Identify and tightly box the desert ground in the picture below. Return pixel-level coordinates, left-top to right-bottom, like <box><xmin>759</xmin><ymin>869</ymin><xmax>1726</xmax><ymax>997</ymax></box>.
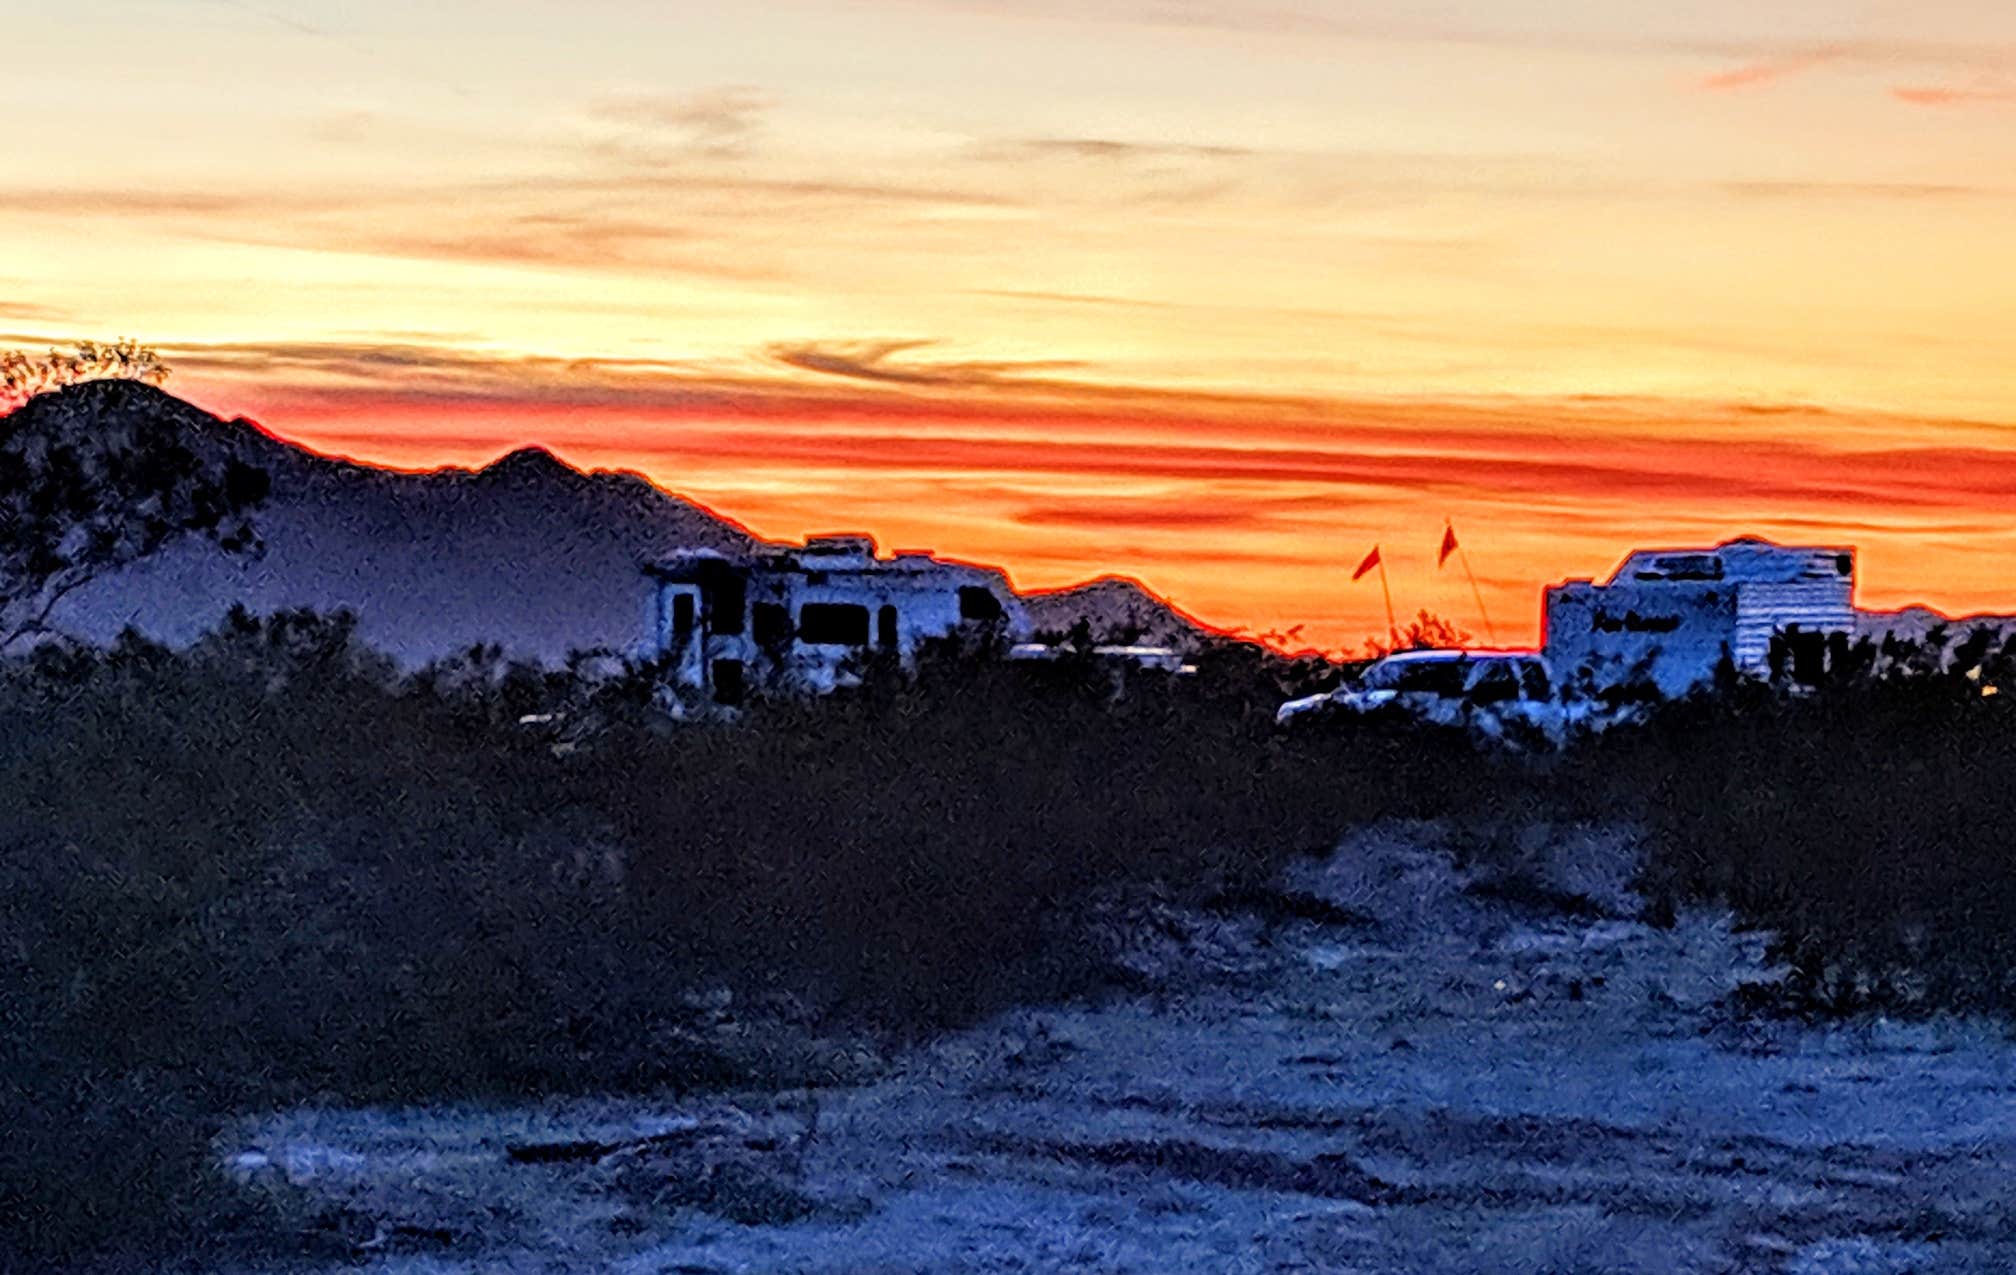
<box><xmin>212</xmin><ymin>824</ymin><xmax>2016</xmax><ymax>1274</ymax></box>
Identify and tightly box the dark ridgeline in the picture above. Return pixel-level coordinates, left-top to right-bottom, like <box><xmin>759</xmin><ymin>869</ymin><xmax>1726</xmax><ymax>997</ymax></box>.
<box><xmin>11</xmin><ymin>383</ymin><xmax>1218</xmax><ymax>667</ymax></box>
<box><xmin>1022</xmin><ymin>574</ymin><xmax>1222</xmax><ymax>650</ymax></box>
<box><xmin>18</xmin><ymin>381</ymin><xmax>754</xmax><ymax>666</ymax></box>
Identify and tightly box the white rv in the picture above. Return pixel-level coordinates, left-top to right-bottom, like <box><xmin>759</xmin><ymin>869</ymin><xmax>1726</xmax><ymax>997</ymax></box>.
<box><xmin>1543</xmin><ymin>536</ymin><xmax>1855</xmax><ymax>697</ymax></box>
<box><xmin>643</xmin><ymin>535</ymin><xmax>1029</xmax><ymax>704</ymax></box>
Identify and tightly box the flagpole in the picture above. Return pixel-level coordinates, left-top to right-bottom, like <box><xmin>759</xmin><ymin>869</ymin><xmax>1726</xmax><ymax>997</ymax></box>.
<box><xmin>1456</xmin><ymin>545</ymin><xmax>1498</xmax><ymax>645</ymax></box>
<box><xmin>1377</xmin><ymin>553</ymin><xmax>1398</xmax><ymax>647</ymax></box>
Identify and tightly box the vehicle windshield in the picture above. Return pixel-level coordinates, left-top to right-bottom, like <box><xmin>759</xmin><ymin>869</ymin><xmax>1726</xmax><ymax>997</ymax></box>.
<box><xmin>1463</xmin><ymin>658</ymin><xmax>1551</xmax><ymax>702</ymax></box>
<box><xmin>1467</xmin><ymin>661</ymin><xmax>1521</xmax><ymax>703</ymax></box>
<box><xmin>1362</xmin><ymin>655</ymin><xmax>1553</xmax><ymax>702</ymax></box>
<box><xmin>1365</xmin><ymin>659</ymin><xmax>1469</xmax><ymax>697</ymax></box>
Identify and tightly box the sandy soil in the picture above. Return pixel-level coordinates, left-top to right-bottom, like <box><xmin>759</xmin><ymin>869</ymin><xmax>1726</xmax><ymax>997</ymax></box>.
<box><xmin>213</xmin><ymin>823</ymin><xmax>2016</xmax><ymax>1273</ymax></box>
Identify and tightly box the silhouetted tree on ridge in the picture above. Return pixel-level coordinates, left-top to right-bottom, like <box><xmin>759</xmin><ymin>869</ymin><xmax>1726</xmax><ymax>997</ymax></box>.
<box><xmin>0</xmin><ymin>349</ymin><xmax>270</xmax><ymax>650</ymax></box>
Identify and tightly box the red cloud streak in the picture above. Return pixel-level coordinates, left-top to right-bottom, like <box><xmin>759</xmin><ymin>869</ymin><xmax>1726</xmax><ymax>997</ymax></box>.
<box><xmin>176</xmin><ymin>372</ymin><xmax>2016</xmax><ymax>651</ymax></box>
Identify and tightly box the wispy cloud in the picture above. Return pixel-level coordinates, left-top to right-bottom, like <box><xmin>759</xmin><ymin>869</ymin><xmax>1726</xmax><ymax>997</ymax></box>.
<box><xmin>1891</xmin><ymin>83</ymin><xmax>2016</xmax><ymax>107</ymax></box>
<box><xmin>172</xmin><ymin>332</ymin><xmax>2016</xmax><ymax>461</ymax></box>
<box><xmin>892</xmin><ymin>1</ymin><xmax>2016</xmax><ymax>77</ymax></box>
<box><xmin>194</xmin><ymin>0</ymin><xmax>479</xmax><ymax>102</ymax></box>
<box><xmin>0</xmin><ymin>300</ymin><xmax>73</xmax><ymax>325</ymax></box>
<box><xmin>0</xmin><ymin>164</ymin><xmax>1013</xmax><ymax>287</ymax></box>
<box><xmin>959</xmin><ymin>134</ymin><xmax>1262</xmax><ymax>207</ymax></box>
<box><xmin>503</xmin><ymin>172</ymin><xmax>1015</xmax><ymax>208</ymax></box>
<box><xmin>168</xmin><ymin>333</ymin><xmax>2016</xmax><ymax>516</ymax></box>
<box><xmin>1699</xmin><ymin>52</ymin><xmax>1834</xmax><ymax>92</ymax></box>
<box><xmin>975</xmin><ymin>137</ymin><xmax>1254</xmax><ymax>162</ymax></box>
<box><xmin>589</xmin><ymin>85</ymin><xmax>776</xmax><ymax>159</ymax></box>
<box><xmin>0</xmin><ymin>167</ymin><xmax>1013</xmax><ymax>231</ymax></box>
<box><xmin>294</xmin><ymin>216</ymin><xmax>771</xmax><ymax>279</ymax></box>
<box><xmin>200</xmin><ymin>0</ymin><xmax>331</xmax><ymax>38</ymax></box>
<box><xmin>1722</xmin><ymin>179</ymin><xmax>2003</xmax><ymax>201</ymax></box>
<box><xmin>767</xmin><ymin>339</ymin><xmax>1087</xmax><ymax>387</ymax></box>
<box><xmin>0</xmin><ymin>188</ymin><xmax>327</xmax><ymax>218</ymax></box>
<box><xmin>971</xmin><ymin>289</ymin><xmax>1186</xmax><ymax>311</ymax></box>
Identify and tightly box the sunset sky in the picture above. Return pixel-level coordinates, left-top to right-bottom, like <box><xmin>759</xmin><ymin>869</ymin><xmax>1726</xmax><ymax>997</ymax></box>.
<box><xmin>6</xmin><ymin>0</ymin><xmax>2016</xmax><ymax>649</ymax></box>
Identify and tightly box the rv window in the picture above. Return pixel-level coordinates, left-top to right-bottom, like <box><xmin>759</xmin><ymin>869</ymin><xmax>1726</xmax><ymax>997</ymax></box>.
<box><xmin>798</xmin><ymin>602</ymin><xmax>871</xmax><ymax>646</ymax></box>
<box><xmin>711</xmin><ymin>659</ymin><xmax>746</xmax><ymax>706</ymax></box>
<box><xmin>878</xmin><ymin>604</ymin><xmax>899</xmax><ymax>649</ymax></box>
<box><xmin>705</xmin><ymin>574</ymin><xmax>746</xmax><ymax>636</ymax></box>
<box><xmin>671</xmin><ymin>593</ymin><xmax>695</xmax><ymax>635</ymax></box>
<box><xmin>958</xmin><ymin>586</ymin><xmax>1004</xmax><ymax>622</ymax></box>
<box><xmin>1788</xmin><ymin>628</ymin><xmax>1826</xmax><ymax>686</ymax></box>
<box><xmin>752</xmin><ymin>602</ymin><xmax>791</xmax><ymax>649</ymax></box>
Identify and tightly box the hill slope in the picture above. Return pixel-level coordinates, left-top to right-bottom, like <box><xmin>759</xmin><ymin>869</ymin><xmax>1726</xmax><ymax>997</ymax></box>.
<box><xmin>1021</xmin><ymin>574</ymin><xmax>1224</xmax><ymax>650</ymax></box>
<box><xmin>19</xmin><ymin>382</ymin><xmax>753</xmax><ymax>667</ymax></box>
<box><xmin>14</xmin><ymin>384</ymin><xmax>1242</xmax><ymax>667</ymax></box>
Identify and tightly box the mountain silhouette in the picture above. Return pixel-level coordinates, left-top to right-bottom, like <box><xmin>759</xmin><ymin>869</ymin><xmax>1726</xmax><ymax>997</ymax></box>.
<box><xmin>21</xmin><ymin>382</ymin><xmax>754</xmax><ymax>666</ymax></box>
<box><xmin>1021</xmin><ymin>574</ymin><xmax>1223</xmax><ymax>650</ymax></box>
<box><xmin>11</xmin><ymin>383</ymin><xmax>1224</xmax><ymax>667</ymax></box>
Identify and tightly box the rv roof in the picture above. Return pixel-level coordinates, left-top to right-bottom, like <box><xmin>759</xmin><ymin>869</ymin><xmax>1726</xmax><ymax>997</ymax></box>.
<box><xmin>801</xmin><ymin>533</ymin><xmax>878</xmax><ymax>556</ymax></box>
<box><xmin>1604</xmin><ymin>537</ymin><xmax>1853</xmax><ymax>586</ymax></box>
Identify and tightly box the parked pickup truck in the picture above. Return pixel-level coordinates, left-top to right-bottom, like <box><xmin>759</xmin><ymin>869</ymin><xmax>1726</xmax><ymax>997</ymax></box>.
<box><xmin>1275</xmin><ymin>648</ymin><xmax>1611</xmax><ymax>743</ymax></box>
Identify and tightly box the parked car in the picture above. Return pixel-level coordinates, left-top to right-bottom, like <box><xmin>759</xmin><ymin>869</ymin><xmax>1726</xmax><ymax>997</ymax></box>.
<box><xmin>1275</xmin><ymin>648</ymin><xmax>1605</xmax><ymax>743</ymax></box>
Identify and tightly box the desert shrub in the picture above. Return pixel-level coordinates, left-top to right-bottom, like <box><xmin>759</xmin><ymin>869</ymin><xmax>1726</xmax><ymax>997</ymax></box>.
<box><xmin>0</xmin><ymin>847</ymin><xmax>230</xmax><ymax>1268</ymax></box>
<box><xmin>27</xmin><ymin>608</ymin><xmax>2016</xmax><ymax>1262</ymax></box>
<box><xmin>0</xmin><ymin>620</ymin><xmax>703</xmax><ymax>1262</ymax></box>
<box><xmin>1559</xmin><ymin>630</ymin><xmax>2016</xmax><ymax>1017</ymax></box>
<box><xmin>3</xmin><ymin>611</ymin><xmax>1525</xmax><ymax>1263</ymax></box>
<box><xmin>40</xmin><ymin>610</ymin><xmax>2016</xmax><ymax>1260</ymax></box>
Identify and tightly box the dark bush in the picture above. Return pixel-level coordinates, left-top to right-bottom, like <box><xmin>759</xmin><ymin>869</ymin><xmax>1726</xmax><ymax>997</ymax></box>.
<box><xmin>1</xmin><ymin>612</ymin><xmax>1494</xmax><ymax>1263</ymax></box>
<box><xmin>1554</xmin><ymin>629</ymin><xmax>2016</xmax><ymax>1017</ymax></box>
<box><xmin>14</xmin><ymin>610</ymin><xmax>2010</xmax><ymax>1265</ymax></box>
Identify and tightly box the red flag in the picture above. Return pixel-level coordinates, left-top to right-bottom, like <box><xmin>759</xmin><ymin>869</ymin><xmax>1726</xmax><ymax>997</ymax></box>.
<box><xmin>1352</xmin><ymin>545</ymin><xmax>1381</xmax><ymax>581</ymax></box>
<box><xmin>1438</xmin><ymin>524</ymin><xmax>1459</xmax><ymax>567</ymax></box>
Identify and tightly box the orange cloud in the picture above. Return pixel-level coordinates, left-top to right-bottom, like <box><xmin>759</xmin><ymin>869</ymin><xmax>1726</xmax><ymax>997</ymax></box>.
<box><xmin>1700</xmin><ymin>53</ymin><xmax>1833</xmax><ymax>91</ymax></box>
<box><xmin>1892</xmin><ymin>84</ymin><xmax>2016</xmax><ymax>107</ymax></box>
<box><xmin>160</xmin><ymin>337</ymin><xmax>2016</xmax><ymax>651</ymax></box>
<box><xmin>1013</xmin><ymin>499</ymin><xmax>1276</xmax><ymax>531</ymax></box>
<box><xmin>165</xmin><ymin>337</ymin><xmax>2011</xmax><ymax>509</ymax></box>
